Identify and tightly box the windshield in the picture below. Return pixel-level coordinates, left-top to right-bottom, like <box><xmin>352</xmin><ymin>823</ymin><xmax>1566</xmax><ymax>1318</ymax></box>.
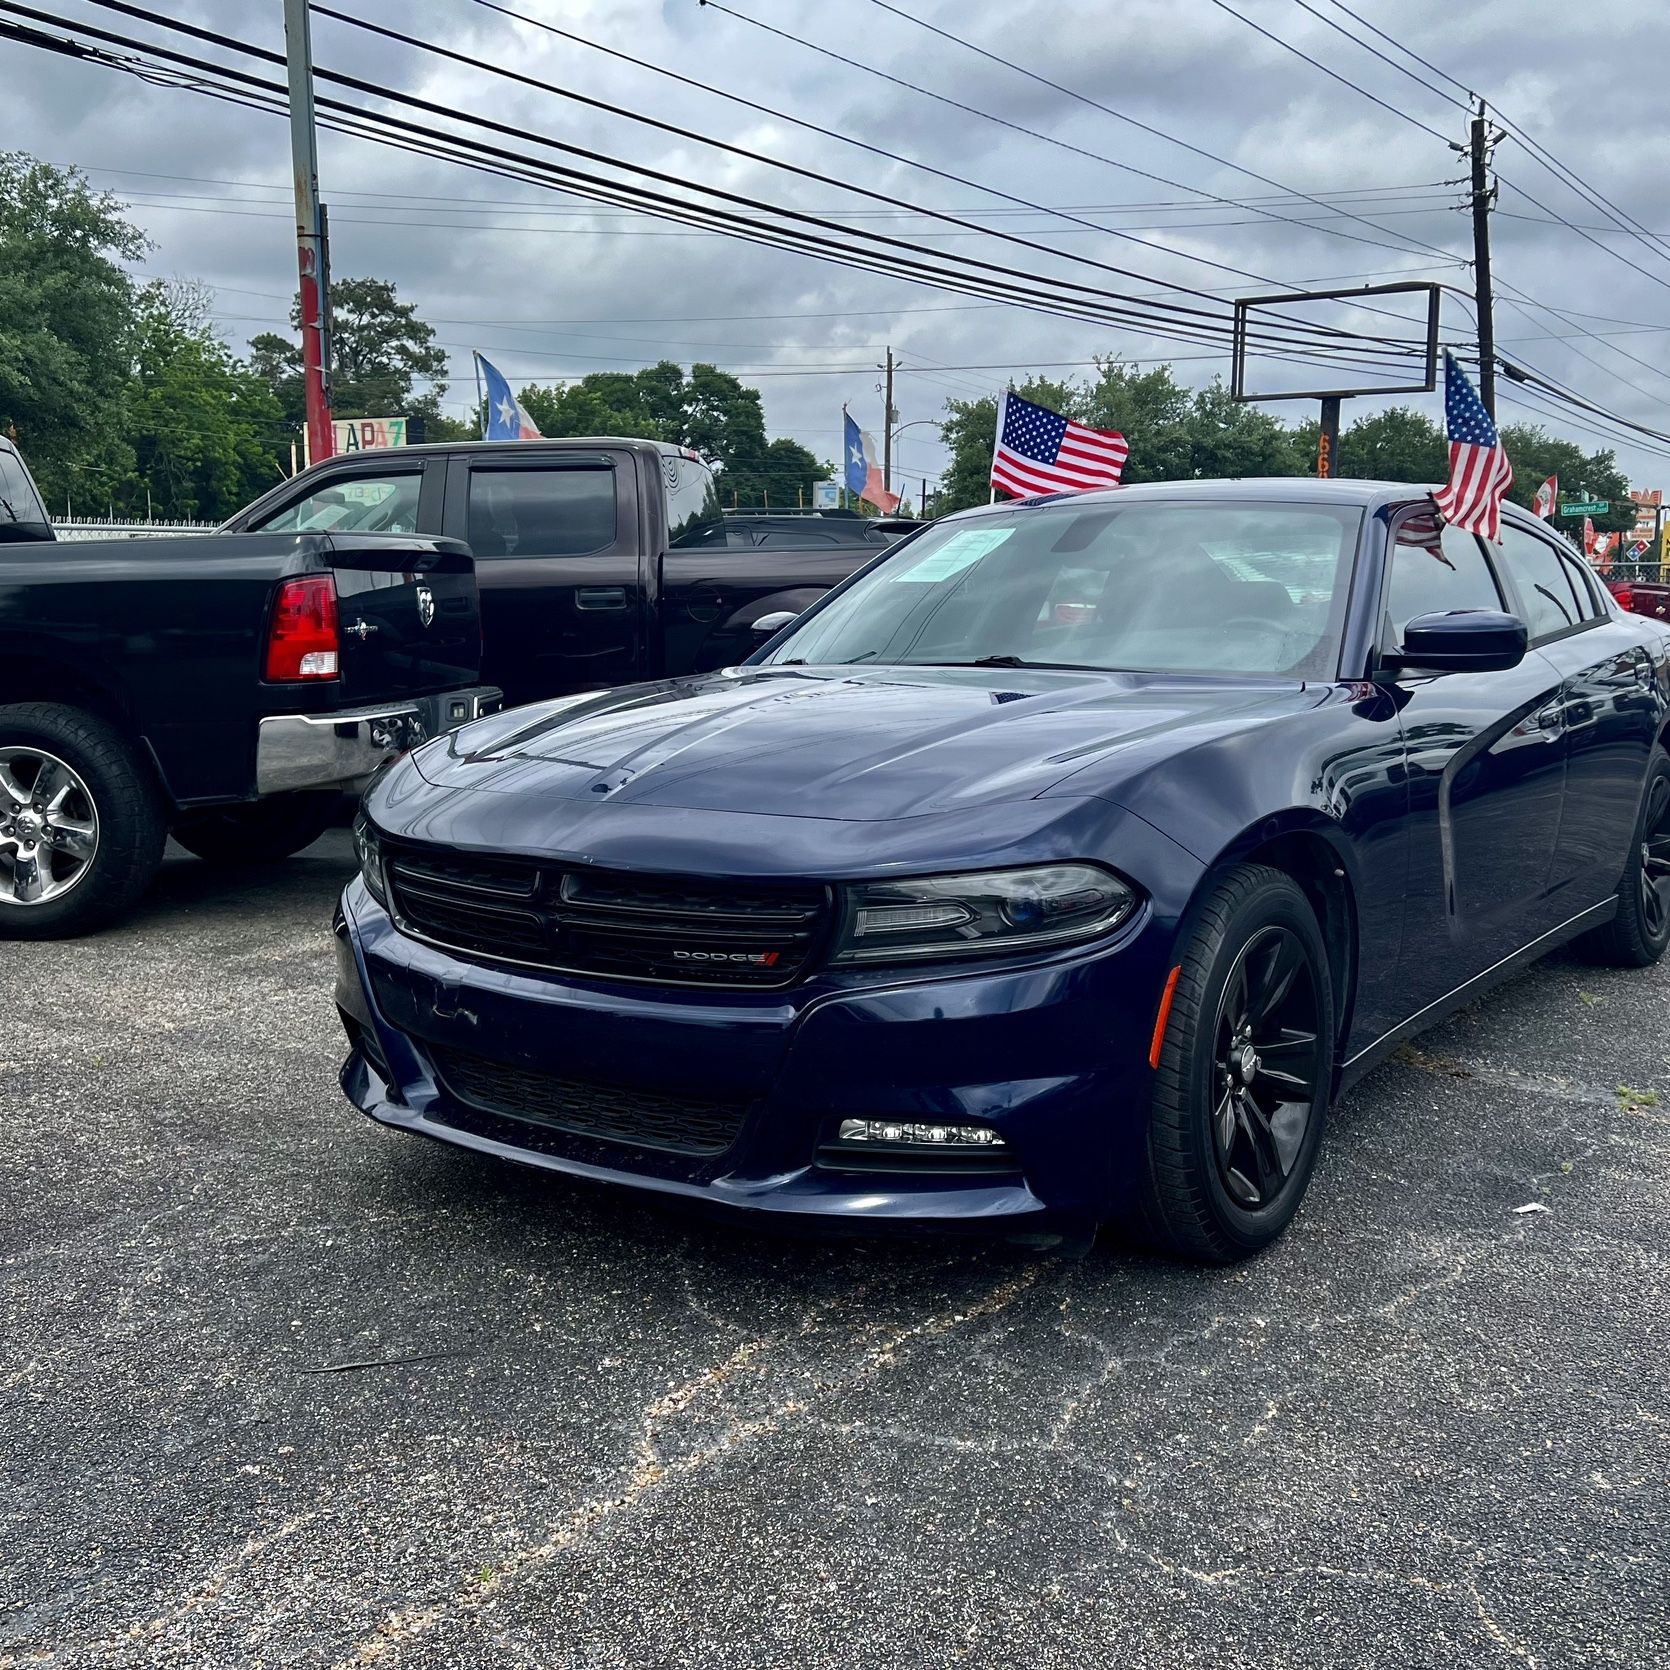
<box><xmin>759</xmin><ymin>499</ymin><xmax>1363</xmax><ymax>679</ymax></box>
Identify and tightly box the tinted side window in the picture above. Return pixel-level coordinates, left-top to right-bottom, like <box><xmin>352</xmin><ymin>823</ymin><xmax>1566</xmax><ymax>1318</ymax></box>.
<box><xmin>665</xmin><ymin>455</ymin><xmax>722</xmax><ymax>547</ymax></box>
<box><xmin>256</xmin><ymin>472</ymin><xmax>421</xmax><ymax>534</ymax></box>
<box><xmin>1496</xmin><ymin>524</ymin><xmax>1584</xmax><ymax>640</ymax></box>
<box><xmin>1559</xmin><ymin>549</ymin><xmax>1604</xmax><ymax>619</ymax></box>
<box><xmin>467</xmin><ymin>468</ymin><xmax>616</xmax><ymax>558</ymax></box>
<box><xmin>1385</xmin><ymin>516</ymin><xmax>1503</xmax><ymax>643</ymax></box>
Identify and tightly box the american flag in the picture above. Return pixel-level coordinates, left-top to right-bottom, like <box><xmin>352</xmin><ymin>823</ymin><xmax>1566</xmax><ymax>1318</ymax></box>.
<box><xmin>1432</xmin><ymin>352</ymin><xmax>1513</xmax><ymax>541</ymax></box>
<box><xmin>990</xmin><ymin>390</ymin><xmax>1128</xmax><ymax>499</ymax></box>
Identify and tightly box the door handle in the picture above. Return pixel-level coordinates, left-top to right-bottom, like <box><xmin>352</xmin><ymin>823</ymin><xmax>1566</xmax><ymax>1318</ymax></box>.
<box><xmin>1535</xmin><ymin>703</ymin><xmax>1564</xmax><ymax>733</ymax></box>
<box><xmin>575</xmin><ymin>586</ymin><xmax>628</xmax><ymax>611</ymax></box>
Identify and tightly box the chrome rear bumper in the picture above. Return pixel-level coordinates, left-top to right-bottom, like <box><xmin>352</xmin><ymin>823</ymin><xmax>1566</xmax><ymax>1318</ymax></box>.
<box><xmin>256</xmin><ymin>685</ymin><xmax>503</xmax><ymax>795</ymax></box>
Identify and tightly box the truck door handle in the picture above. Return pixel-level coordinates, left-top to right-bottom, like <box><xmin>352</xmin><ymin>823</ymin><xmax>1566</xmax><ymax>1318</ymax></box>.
<box><xmin>575</xmin><ymin>586</ymin><xmax>628</xmax><ymax>611</ymax></box>
<box><xmin>1536</xmin><ymin>703</ymin><xmax>1564</xmax><ymax>733</ymax></box>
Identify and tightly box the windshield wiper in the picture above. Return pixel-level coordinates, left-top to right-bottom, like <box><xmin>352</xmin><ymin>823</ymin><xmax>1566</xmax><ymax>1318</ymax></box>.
<box><xmin>912</xmin><ymin>656</ymin><xmax>1110</xmax><ymax>672</ymax></box>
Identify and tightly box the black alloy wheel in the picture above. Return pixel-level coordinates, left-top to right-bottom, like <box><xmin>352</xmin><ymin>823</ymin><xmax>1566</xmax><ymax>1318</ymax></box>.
<box><xmin>1209</xmin><ymin>926</ymin><xmax>1324</xmax><ymax>1210</ymax></box>
<box><xmin>1138</xmin><ymin>862</ymin><xmax>1336</xmax><ymax>1262</ymax></box>
<box><xmin>1637</xmin><ymin>774</ymin><xmax>1670</xmax><ymax>941</ymax></box>
<box><xmin>1580</xmin><ymin>746</ymin><xmax>1670</xmax><ymax>968</ymax></box>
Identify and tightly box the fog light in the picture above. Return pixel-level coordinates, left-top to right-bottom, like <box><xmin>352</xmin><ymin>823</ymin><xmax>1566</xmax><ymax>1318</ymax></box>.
<box><xmin>836</xmin><ymin>1118</ymin><xmax>1007</xmax><ymax>1148</ymax></box>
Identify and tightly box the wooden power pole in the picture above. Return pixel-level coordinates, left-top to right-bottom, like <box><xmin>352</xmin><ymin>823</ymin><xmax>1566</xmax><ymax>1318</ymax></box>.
<box><xmin>1469</xmin><ymin>98</ymin><xmax>1497</xmax><ymax>421</ymax></box>
<box><xmin>284</xmin><ymin>0</ymin><xmax>334</xmax><ymax>466</ymax></box>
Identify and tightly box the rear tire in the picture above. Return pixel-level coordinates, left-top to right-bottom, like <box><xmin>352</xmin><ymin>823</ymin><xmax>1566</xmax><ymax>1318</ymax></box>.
<box><xmin>1577</xmin><ymin>746</ymin><xmax>1670</xmax><ymax>968</ymax></box>
<box><xmin>0</xmin><ymin>703</ymin><xmax>166</xmax><ymax>939</ymax></box>
<box><xmin>1137</xmin><ymin>864</ymin><xmax>1335</xmax><ymax>1263</ymax></box>
<box><xmin>171</xmin><ymin>791</ymin><xmax>338</xmax><ymax>865</ymax></box>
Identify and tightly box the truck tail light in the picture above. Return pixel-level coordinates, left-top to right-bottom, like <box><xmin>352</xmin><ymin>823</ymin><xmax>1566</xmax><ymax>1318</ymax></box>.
<box><xmin>1613</xmin><ymin>583</ymin><xmax>1635</xmax><ymax>612</ymax></box>
<box><xmin>265</xmin><ymin>574</ymin><xmax>340</xmax><ymax>681</ymax></box>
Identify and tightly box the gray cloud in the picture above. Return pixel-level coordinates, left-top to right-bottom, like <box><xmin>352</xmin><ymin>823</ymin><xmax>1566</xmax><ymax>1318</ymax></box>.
<box><xmin>10</xmin><ymin>0</ymin><xmax>1670</xmax><ymax>490</ymax></box>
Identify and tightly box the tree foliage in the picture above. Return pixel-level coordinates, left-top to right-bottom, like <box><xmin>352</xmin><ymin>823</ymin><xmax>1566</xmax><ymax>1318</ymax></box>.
<box><xmin>518</xmin><ymin>361</ymin><xmax>831</xmax><ymax>506</ymax></box>
<box><xmin>934</xmin><ymin>364</ymin><xmax>1310</xmax><ymax>513</ymax></box>
<box><xmin>0</xmin><ymin>152</ymin><xmax>146</xmax><ymax>509</ymax></box>
<box><xmin>118</xmin><ymin>281</ymin><xmax>287</xmax><ymax>521</ymax></box>
<box><xmin>250</xmin><ymin>275</ymin><xmax>453</xmax><ymax>434</ymax></box>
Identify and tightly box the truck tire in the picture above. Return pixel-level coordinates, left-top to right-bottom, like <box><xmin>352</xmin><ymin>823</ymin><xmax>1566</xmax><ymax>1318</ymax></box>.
<box><xmin>0</xmin><ymin>702</ymin><xmax>167</xmax><ymax>939</ymax></box>
<box><xmin>171</xmin><ymin>791</ymin><xmax>339</xmax><ymax>865</ymax></box>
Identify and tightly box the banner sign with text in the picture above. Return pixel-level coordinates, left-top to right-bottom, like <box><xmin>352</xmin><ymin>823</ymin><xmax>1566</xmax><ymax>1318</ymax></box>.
<box><xmin>332</xmin><ymin>417</ymin><xmax>408</xmax><ymax>454</ymax></box>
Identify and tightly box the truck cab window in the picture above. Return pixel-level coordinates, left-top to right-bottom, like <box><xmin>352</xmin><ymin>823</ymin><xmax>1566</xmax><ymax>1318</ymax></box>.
<box><xmin>257</xmin><ymin>473</ymin><xmax>421</xmax><ymax>535</ymax></box>
<box><xmin>467</xmin><ymin>469</ymin><xmax>617</xmax><ymax>558</ymax></box>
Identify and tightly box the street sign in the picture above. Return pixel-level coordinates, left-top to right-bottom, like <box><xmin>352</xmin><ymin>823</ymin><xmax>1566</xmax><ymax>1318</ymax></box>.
<box><xmin>1559</xmin><ymin>499</ymin><xmax>1609</xmax><ymax>515</ymax></box>
<box><xmin>813</xmin><ymin>480</ymin><xmax>840</xmax><ymax>510</ymax></box>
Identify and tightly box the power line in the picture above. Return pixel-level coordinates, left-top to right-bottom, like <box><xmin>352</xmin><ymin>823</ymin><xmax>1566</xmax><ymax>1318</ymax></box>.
<box><xmin>7</xmin><ymin>6</ymin><xmax>1429</xmax><ymax>382</ymax></box>
<box><xmin>699</xmin><ymin>0</ymin><xmax>1459</xmax><ymax>273</ymax></box>
<box><xmin>1201</xmin><ymin>0</ymin><xmax>1452</xmax><ymax>144</ymax></box>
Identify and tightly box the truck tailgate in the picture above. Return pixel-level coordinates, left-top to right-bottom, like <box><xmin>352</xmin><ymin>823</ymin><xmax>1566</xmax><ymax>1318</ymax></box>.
<box><xmin>325</xmin><ymin>536</ymin><xmax>481</xmax><ymax>705</ymax></box>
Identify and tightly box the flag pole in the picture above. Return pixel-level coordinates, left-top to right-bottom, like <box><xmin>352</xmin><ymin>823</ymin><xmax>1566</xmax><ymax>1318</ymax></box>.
<box><xmin>473</xmin><ymin>351</ymin><xmax>485</xmax><ymax>440</ymax></box>
<box><xmin>989</xmin><ymin>388</ymin><xmax>1007</xmax><ymax>504</ymax></box>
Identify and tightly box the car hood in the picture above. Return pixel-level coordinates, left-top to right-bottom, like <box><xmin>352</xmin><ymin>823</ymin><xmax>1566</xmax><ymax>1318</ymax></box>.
<box><xmin>409</xmin><ymin>666</ymin><xmax>1325</xmax><ymax>821</ymax></box>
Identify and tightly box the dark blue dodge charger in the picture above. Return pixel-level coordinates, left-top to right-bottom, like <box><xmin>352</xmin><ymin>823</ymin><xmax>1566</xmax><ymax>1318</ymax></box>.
<box><xmin>336</xmin><ymin>480</ymin><xmax>1670</xmax><ymax>1260</ymax></box>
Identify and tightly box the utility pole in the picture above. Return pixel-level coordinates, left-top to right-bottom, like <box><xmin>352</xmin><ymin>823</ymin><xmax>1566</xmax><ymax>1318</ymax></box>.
<box><xmin>284</xmin><ymin>0</ymin><xmax>333</xmax><ymax>467</ymax></box>
<box><xmin>881</xmin><ymin>347</ymin><xmax>895</xmax><ymax>496</ymax></box>
<box><xmin>1469</xmin><ymin>97</ymin><xmax>1497</xmax><ymax>421</ymax></box>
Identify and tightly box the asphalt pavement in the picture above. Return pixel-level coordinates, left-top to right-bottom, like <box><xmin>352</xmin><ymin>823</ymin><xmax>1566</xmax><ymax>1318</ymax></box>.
<box><xmin>2</xmin><ymin>831</ymin><xmax>1666</xmax><ymax>1668</ymax></box>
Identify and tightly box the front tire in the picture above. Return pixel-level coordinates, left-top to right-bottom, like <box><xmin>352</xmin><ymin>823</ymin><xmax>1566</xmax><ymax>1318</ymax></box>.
<box><xmin>1578</xmin><ymin>746</ymin><xmax>1670</xmax><ymax>968</ymax></box>
<box><xmin>0</xmin><ymin>703</ymin><xmax>167</xmax><ymax>939</ymax></box>
<box><xmin>1139</xmin><ymin>864</ymin><xmax>1335</xmax><ymax>1262</ymax></box>
<box><xmin>171</xmin><ymin>791</ymin><xmax>339</xmax><ymax>865</ymax></box>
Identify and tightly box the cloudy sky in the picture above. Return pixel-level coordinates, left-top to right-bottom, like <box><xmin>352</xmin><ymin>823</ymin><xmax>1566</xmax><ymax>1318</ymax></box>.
<box><xmin>10</xmin><ymin>0</ymin><xmax>1670</xmax><ymax>499</ymax></box>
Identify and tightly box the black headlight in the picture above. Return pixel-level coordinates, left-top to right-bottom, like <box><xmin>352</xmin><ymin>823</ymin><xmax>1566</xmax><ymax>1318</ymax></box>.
<box><xmin>830</xmin><ymin>863</ymin><xmax>1136</xmax><ymax>966</ymax></box>
<box><xmin>352</xmin><ymin>811</ymin><xmax>387</xmax><ymax>907</ymax></box>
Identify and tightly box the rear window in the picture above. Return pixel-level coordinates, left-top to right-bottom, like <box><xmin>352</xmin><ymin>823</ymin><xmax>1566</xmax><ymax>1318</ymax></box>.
<box><xmin>665</xmin><ymin>453</ymin><xmax>723</xmax><ymax>547</ymax></box>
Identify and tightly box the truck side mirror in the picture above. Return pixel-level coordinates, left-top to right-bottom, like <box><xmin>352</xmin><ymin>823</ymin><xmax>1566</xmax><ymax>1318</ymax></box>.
<box><xmin>751</xmin><ymin>610</ymin><xmax>798</xmax><ymax>636</ymax></box>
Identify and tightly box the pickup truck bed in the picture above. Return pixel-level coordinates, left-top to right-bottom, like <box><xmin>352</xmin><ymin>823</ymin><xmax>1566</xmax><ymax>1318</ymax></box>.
<box><xmin>227</xmin><ymin>439</ymin><xmax>890</xmax><ymax>708</ymax></box>
<box><xmin>1</xmin><ymin>438</ymin><xmax>496</xmax><ymax>937</ymax></box>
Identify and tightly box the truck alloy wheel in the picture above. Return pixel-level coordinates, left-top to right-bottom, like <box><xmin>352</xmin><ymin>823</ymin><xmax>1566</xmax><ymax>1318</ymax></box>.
<box><xmin>0</xmin><ymin>746</ymin><xmax>100</xmax><ymax>907</ymax></box>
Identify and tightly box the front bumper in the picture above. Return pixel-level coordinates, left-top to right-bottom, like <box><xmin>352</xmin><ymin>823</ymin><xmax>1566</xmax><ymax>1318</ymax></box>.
<box><xmin>256</xmin><ymin>685</ymin><xmax>503</xmax><ymax>795</ymax></box>
<box><xmin>334</xmin><ymin>877</ymin><xmax>1177</xmax><ymax>1230</ymax></box>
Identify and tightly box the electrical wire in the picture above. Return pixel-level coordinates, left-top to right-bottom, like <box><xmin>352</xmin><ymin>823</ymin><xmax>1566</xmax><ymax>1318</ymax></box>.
<box><xmin>703</xmin><ymin>0</ymin><xmax>1461</xmax><ymax>273</ymax></box>
<box><xmin>4</xmin><ymin>6</ymin><xmax>1432</xmax><ymax>384</ymax></box>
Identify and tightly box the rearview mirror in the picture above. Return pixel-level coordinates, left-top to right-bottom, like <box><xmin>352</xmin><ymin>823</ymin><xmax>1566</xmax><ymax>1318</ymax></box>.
<box><xmin>750</xmin><ymin>610</ymin><xmax>798</xmax><ymax>635</ymax></box>
<box><xmin>1381</xmin><ymin>609</ymin><xmax>1528</xmax><ymax>675</ymax></box>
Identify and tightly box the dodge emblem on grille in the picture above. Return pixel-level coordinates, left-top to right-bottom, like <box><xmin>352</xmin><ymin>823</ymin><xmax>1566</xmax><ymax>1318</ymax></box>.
<box><xmin>416</xmin><ymin>584</ymin><xmax>436</xmax><ymax>628</ymax></box>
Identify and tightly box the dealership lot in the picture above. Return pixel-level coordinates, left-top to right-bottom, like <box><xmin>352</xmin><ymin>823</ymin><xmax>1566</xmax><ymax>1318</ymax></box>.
<box><xmin>3</xmin><ymin>832</ymin><xmax>1667</xmax><ymax>1669</ymax></box>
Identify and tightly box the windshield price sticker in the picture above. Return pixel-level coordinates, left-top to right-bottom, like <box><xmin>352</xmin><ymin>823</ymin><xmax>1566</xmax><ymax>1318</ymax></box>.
<box><xmin>896</xmin><ymin>527</ymin><xmax>1015</xmax><ymax>582</ymax></box>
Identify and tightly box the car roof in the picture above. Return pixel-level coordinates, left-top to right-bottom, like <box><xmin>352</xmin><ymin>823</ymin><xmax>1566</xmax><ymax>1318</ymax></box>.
<box><xmin>942</xmin><ymin>476</ymin><xmax>1443</xmax><ymax>521</ymax></box>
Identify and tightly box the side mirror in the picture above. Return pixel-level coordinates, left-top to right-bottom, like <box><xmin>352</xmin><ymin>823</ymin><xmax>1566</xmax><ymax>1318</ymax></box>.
<box><xmin>750</xmin><ymin>610</ymin><xmax>798</xmax><ymax>636</ymax></box>
<box><xmin>1381</xmin><ymin>609</ymin><xmax>1528</xmax><ymax>675</ymax></box>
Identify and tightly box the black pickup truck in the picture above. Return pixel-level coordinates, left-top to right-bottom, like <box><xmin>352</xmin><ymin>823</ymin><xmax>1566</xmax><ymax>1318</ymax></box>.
<box><xmin>0</xmin><ymin>437</ymin><xmax>498</xmax><ymax>938</ymax></box>
<box><xmin>224</xmin><ymin>439</ymin><xmax>884</xmax><ymax>707</ymax></box>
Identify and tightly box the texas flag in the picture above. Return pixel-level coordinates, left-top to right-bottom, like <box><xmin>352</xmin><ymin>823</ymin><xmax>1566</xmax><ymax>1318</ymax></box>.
<box><xmin>477</xmin><ymin>352</ymin><xmax>542</xmax><ymax>440</ymax></box>
<box><xmin>844</xmin><ymin>409</ymin><xmax>899</xmax><ymax>513</ymax></box>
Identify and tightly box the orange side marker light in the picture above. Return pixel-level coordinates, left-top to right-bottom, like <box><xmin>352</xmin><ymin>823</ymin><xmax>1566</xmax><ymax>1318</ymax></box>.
<box><xmin>1148</xmin><ymin>965</ymin><xmax>1182</xmax><ymax>1070</ymax></box>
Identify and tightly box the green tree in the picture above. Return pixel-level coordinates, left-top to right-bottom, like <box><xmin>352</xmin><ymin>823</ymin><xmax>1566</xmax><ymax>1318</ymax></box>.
<box><xmin>1498</xmin><ymin>423</ymin><xmax>1633</xmax><ymax>534</ymax></box>
<box><xmin>250</xmin><ymin>275</ymin><xmax>453</xmax><ymax>436</ymax></box>
<box><xmin>0</xmin><ymin>152</ymin><xmax>146</xmax><ymax>509</ymax></box>
<box><xmin>517</xmin><ymin>361</ymin><xmax>822</xmax><ymax>506</ymax></box>
<box><xmin>1288</xmin><ymin>406</ymin><xmax>1449</xmax><ymax>484</ymax></box>
<box><xmin>936</xmin><ymin>377</ymin><xmax>1077</xmax><ymax>512</ymax></box>
<box><xmin>117</xmin><ymin>280</ymin><xmax>287</xmax><ymax>521</ymax></box>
